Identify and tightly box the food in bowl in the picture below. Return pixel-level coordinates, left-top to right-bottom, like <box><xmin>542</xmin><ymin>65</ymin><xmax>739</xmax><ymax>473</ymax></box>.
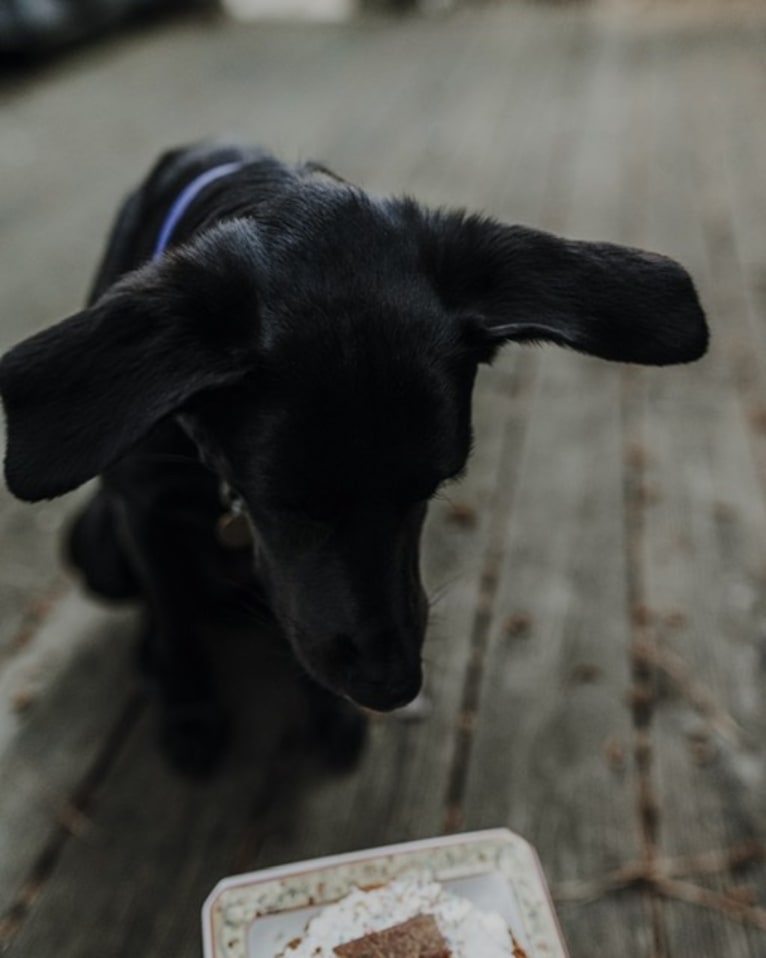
<box><xmin>277</xmin><ymin>877</ymin><xmax>526</xmax><ymax>957</ymax></box>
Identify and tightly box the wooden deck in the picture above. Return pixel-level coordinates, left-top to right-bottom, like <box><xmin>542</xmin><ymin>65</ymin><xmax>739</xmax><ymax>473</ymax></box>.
<box><xmin>1</xmin><ymin>3</ymin><xmax>766</xmax><ymax>956</ymax></box>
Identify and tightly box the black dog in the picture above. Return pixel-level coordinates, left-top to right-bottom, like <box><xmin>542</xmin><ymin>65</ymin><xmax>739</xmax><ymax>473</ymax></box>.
<box><xmin>0</xmin><ymin>141</ymin><xmax>708</xmax><ymax>775</ymax></box>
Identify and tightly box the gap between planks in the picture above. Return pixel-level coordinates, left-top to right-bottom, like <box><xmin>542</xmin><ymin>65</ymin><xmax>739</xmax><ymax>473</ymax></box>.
<box><xmin>441</xmin><ymin>357</ymin><xmax>540</xmax><ymax>835</ymax></box>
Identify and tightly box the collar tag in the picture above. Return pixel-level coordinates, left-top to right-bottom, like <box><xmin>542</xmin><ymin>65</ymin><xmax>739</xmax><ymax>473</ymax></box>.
<box><xmin>216</xmin><ymin>482</ymin><xmax>253</xmax><ymax>550</ymax></box>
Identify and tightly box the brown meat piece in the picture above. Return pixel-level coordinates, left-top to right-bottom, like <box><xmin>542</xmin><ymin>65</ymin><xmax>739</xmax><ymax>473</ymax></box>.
<box><xmin>333</xmin><ymin>914</ymin><xmax>451</xmax><ymax>958</ymax></box>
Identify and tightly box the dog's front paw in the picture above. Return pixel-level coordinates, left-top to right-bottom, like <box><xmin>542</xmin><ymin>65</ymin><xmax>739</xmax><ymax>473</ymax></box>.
<box><xmin>159</xmin><ymin>701</ymin><xmax>229</xmax><ymax>778</ymax></box>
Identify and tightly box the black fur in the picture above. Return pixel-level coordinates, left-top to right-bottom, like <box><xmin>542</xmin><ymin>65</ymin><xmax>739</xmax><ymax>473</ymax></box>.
<box><xmin>0</xmin><ymin>141</ymin><xmax>708</xmax><ymax>775</ymax></box>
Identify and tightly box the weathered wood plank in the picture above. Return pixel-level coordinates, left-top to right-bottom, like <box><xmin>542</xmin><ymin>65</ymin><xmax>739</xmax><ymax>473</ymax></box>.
<box><xmin>0</xmin><ymin>497</ymin><xmax>66</xmax><ymax>662</ymax></box>
<box><xmin>5</xmin><ymin>621</ymin><xmax>309</xmax><ymax>958</ymax></box>
<box><xmin>462</xmin><ymin>21</ymin><xmax>657</xmax><ymax>958</ymax></box>
<box><xmin>462</xmin><ymin>351</ymin><xmax>650</xmax><ymax>955</ymax></box>
<box><xmin>0</xmin><ymin>595</ymin><xmax>138</xmax><ymax>919</ymax></box>
<box><xmin>632</xmin><ymin>20</ymin><xmax>766</xmax><ymax>957</ymax></box>
<box><xmin>638</xmin><ymin>387</ymin><xmax>766</xmax><ymax>956</ymax></box>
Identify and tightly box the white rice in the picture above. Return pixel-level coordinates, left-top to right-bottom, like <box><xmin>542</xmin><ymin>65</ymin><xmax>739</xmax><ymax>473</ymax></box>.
<box><xmin>277</xmin><ymin>877</ymin><xmax>512</xmax><ymax>956</ymax></box>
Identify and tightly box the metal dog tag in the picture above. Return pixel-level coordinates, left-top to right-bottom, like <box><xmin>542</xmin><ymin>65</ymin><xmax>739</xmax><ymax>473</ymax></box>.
<box><xmin>216</xmin><ymin>510</ymin><xmax>252</xmax><ymax>550</ymax></box>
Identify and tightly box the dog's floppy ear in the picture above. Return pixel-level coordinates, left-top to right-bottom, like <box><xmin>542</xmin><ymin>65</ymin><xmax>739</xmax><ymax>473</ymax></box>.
<box><xmin>0</xmin><ymin>220</ymin><xmax>262</xmax><ymax>501</ymax></box>
<box><xmin>420</xmin><ymin>212</ymin><xmax>708</xmax><ymax>366</ymax></box>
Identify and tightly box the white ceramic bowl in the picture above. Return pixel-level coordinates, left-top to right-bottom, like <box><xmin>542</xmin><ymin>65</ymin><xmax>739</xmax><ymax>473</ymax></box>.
<box><xmin>202</xmin><ymin>829</ymin><xmax>569</xmax><ymax>958</ymax></box>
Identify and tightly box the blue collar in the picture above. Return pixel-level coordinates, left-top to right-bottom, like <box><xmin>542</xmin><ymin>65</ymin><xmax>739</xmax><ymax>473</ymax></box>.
<box><xmin>152</xmin><ymin>161</ymin><xmax>243</xmax><ymax>260</ymax></box>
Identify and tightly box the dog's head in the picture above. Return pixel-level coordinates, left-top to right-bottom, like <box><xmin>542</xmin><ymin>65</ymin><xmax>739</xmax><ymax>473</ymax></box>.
<box><xmin>0</xmin><ymin>182</ymin><xmax>708</xmax><ymax>710</ymax></box>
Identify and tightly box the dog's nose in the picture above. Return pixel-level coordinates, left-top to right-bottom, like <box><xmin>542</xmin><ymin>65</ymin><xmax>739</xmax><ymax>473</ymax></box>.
<box><xmin>347</xmin><ymin>673</ymin><xmax>423</xmax><ymax>712</ymax></box>
<box><xmin>339</xmin><ymin>638</ymin><xmax>423</xmax><ymax>712</ymax></box>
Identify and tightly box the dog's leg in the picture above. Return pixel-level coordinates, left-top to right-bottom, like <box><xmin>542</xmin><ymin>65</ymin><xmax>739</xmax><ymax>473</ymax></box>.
<box><xmin>300</xmin><ymin>674</ymin><xmax>368</xmax><ymax>772</ymax></box>
<box><xmin>65</xmin><ymin>477</ymin><xmax>231</xmax><ymax>776</ymax></box>
<box><xmin>109</xmin><ymin>487</ymin><xmax>230</xmax><ymax>777</ymax></box>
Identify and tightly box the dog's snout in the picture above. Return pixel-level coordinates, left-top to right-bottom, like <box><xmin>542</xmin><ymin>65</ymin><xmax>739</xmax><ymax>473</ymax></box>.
<box><xmin>332</xmin><ymin>631</ymin><xmax>423</xmax><ymax>712</ymax></box>
<box><xmin>350</xmin><ymin>672</ymin><xmax>423</xmax><ymax>712</ymax></box>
